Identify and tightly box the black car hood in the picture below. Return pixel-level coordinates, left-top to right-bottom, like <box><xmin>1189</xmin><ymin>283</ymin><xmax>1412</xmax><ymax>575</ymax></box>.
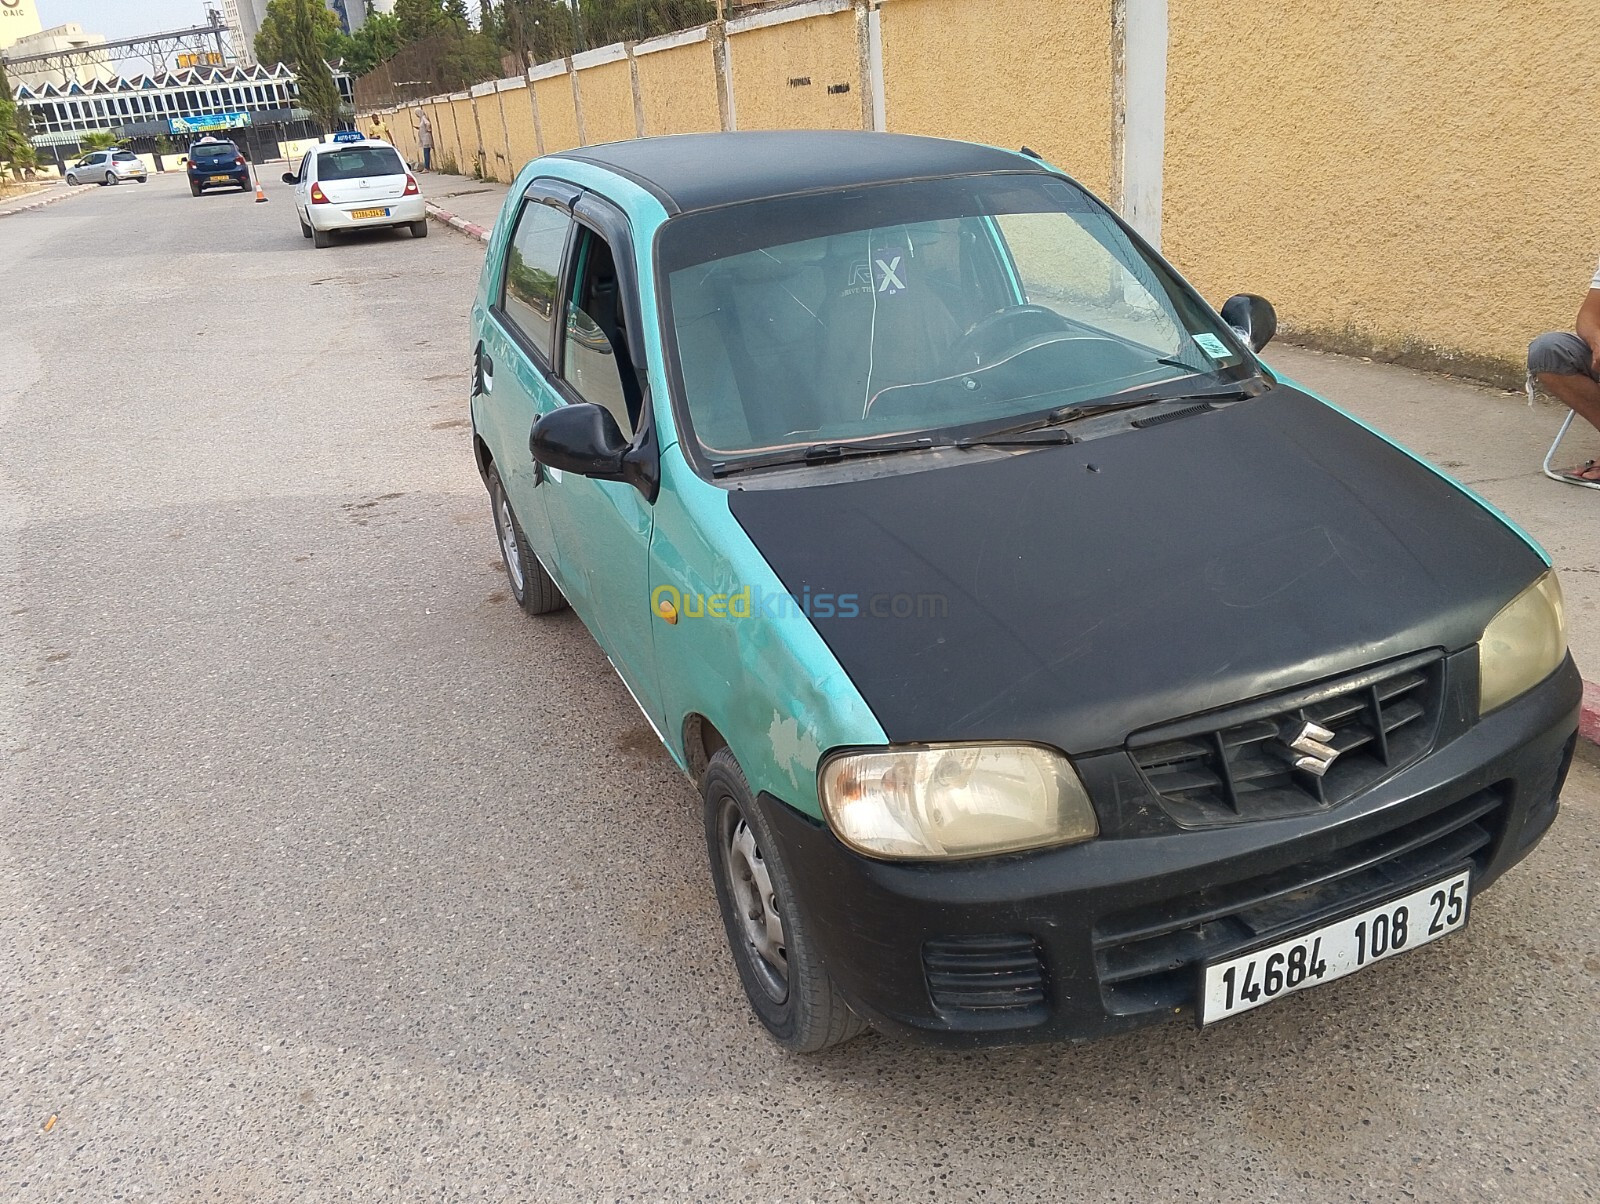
<box><xmin>728</xmin><ymin>387</ymin><xmax>1546</xmax><ymax>753</ymax></box>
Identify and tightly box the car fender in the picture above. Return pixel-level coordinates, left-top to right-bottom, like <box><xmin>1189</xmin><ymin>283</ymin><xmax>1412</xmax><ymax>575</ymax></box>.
<box><xmin>648</xmin><ymin>445</ymin><xmax>886</xmax><ymax>817</ymax></box>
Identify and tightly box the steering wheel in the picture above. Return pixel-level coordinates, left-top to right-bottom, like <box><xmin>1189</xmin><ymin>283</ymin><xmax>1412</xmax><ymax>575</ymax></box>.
<box><xmin>946</xmin><ymin>304</ymin><xmax>1076</xmax><ymax>372</ymax></box>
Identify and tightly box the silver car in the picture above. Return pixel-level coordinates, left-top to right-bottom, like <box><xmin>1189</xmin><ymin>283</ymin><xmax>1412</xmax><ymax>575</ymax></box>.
<box><xmin>65</xmin><ymin>149</ymin><xmax>148</xmax><ymax>186</ymax></box>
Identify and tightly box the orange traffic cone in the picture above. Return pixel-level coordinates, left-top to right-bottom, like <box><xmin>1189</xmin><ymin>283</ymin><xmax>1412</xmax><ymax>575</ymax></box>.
<box><xmin>252</xmin><ymin>164</ymin><xmax>268</xmax><ymax>203</ymax></box>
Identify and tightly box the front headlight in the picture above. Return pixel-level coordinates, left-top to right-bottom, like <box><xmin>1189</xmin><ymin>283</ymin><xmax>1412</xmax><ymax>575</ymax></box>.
<box><xmin>1478</xmin><ymin>570</ymin><xmax>1566</xmax><ymax>714</ymax></box>
<box><xmin>818</xmin><ymin>744</ymin><xmax>1098</xmax><ymax>860</ymax></box>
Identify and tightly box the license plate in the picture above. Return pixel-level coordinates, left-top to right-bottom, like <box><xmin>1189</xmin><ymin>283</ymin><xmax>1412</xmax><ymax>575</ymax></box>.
<box><xmin>208</xmin><ymin>175</ymin><xmax>232</xmax><ymax>183</ymax></box>
<box><xmin>351</xmin><ymin>207</ymin><xmax>389</xmax><ymax>220</ymax></box>
<box><xmin>1200</xmin><ymin>868</ymin><xmax>1471</xmax><ymax>1024</ymax></box>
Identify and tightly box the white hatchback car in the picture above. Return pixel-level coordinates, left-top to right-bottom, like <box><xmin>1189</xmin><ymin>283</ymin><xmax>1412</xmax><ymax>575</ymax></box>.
<box><xmin>284</xmin><ymin>137</ymin><xmax>426</xmax><ymax>248</ymax></box>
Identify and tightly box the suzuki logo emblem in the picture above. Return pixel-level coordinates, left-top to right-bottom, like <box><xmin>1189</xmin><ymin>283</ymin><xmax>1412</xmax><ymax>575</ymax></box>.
<box><xmin>1285</xmin><ymin>720</ymin><xmax>1339</xmax><ymax>777</ymax></box>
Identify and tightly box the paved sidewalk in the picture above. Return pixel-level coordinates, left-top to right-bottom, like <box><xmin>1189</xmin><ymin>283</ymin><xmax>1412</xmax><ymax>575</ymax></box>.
<box><xmin>423</xmin><ymin>171</ymin><xmax>1600</xmax><ymax>736</ymax></box>
<box><xmin>0</xmin><ymin>180</ymin><xmax>82</xmax><ymax>219</ymax></box>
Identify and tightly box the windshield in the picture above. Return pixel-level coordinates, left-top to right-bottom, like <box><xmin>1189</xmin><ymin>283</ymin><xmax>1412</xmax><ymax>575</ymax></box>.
<box><xmin>658</xmin><ymin>173</ymin><xmax>1258</xmax><ymax>464</ymax></box>
<box><xmin>318</xmin><ymin>147</ymin><xmax>405</xmax><ymax>180</ymax></box>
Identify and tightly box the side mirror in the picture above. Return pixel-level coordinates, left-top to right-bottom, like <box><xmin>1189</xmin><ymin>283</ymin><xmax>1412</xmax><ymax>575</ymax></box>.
<box><xmin>1220</xmin><ymin>293</ymin><xmax>1277</xmax><ymax>352</ymax></box>
<box><xmin>281</xmin><ymin>171</ymin><xmax>297</xmax><ymax>184</ymax></box>
<box><xmin>530</xmin><ymin>402</ymin><xmax>629</xmax><ymax>480</ymax></box>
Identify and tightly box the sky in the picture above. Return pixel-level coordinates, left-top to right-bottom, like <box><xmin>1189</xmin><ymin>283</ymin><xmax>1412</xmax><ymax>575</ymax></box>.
<box><xmin>36</xmin><ymin>0</ymin><xmax>218</xmax><ymax>42</ymax></box>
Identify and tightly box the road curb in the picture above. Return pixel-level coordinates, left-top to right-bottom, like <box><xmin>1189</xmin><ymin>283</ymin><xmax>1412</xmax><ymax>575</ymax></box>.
<box><xmin>1580</xmin><ymin>680</ymin><xmax>1600</xmax><ymax>749</ymax></box>
<box><xmin>421</xmin><ymin>196</ymin><xmax>1600</xmax><ymax>755</ymax></box>
<box><xmin>0</xmin><ymin>182</ymin><xmax>87</xmax><ymax>219</ymax></box>
<box><xmin>425</xmin><ymin>200</ymin><xmax>489</xmax><ymax>243</ymax></box>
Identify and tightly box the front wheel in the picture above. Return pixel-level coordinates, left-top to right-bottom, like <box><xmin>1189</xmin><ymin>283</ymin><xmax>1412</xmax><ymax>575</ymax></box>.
<box><xmin>703</xmin><ymin>749</ymin><xmax>867</xmax><ymax>1052</ymax></box>
<box><xmin>487</xmin><ymin>464</ymin><xmax>565</xmax><ymax>615</ymax></box>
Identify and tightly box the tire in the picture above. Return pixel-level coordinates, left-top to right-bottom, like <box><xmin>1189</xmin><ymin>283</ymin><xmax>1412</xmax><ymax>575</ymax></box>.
<box><xmin>104</xmin><ymin>172</ymin><xmax>116</xmax><ymax>186</ymax></box>
<box><xmin>136</xmin><ymin>176</ymin><xmax>147</xmax><ymax>184</ymax></box>
<box><xmin>190</xmin><ymin>181</ymin><xmax>201</xmax><ymax>197</ymax></box>
<box><xmin>410</xmin><ymin>219</ymin><xmax>428</xmax><ymax>239</ymax></box>
<box><xmin>300</xmin><ymin>216</ymin><xmax>312</xmax><ymax>239</ymax></box>
<box><xmin>312</xmin><ymin>227</ymin><xmax>333</xmax><ymax>249</ymax></box>
<box><xmin>703</xmin><ymin>748</ymin><xmax>868</xmax><ymax>1053</ymax></box>
<box><xmin>487</xmin><ymin>464</ymin><xmax>565</xmax><ymax>615</ymax></box>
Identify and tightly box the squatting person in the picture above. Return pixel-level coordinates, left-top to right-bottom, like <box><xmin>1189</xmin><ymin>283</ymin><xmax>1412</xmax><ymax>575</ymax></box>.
<box><xmin>1529</xmin><ymin>259</ymin><xmax>1600</xmax><ymax>486</ymax></box>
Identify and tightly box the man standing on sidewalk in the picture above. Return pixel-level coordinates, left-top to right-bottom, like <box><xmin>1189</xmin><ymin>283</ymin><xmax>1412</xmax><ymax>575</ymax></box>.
<box><xmin>1529</xmin><ymin>262</ymin><xmax>1600</xmax><ymax>485</ymax></box>
<box><xmin>414</xmin><ymin>109</ymin><xmax>433</xmax><ymax>172</ymax></box>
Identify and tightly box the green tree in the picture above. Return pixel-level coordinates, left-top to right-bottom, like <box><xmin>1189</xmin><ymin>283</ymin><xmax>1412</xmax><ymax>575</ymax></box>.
<box><xmin>0</xmin><ymin>63</ymin><xmax>38</xmax><ymax>175</ymax></box>
<box><xmin>76</xmin><ymin>129</ymin><xmax>125</xmax><ymax>151</ymax></box>
<box><xmin>393</xmin><ymin>0</ymin><xmax>449</xmax><ymax>42</ymax></box>
<box><xmin>288</xmin><ymin>0</ymin><xmax>346</xmax><ymax>132</ymax></box>
<box><xmin>343</xmin><ymin>10</ymin><xmax>403</xmax><ymax>75</ymax></box>
<box><xmin>255</xmin><ymin>0</ymin><xmax>343</xmax><ymax>66</ymax></box>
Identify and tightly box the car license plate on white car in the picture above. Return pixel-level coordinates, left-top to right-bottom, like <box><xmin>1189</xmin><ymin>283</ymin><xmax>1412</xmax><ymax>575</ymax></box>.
<box><xmin>351</xmin><ymin>207</ymin><xmax>390</xmax><ymax>220</ymax></box>
<box><xmin>1200</xmin><ymin>868</ymin><xmax>1470</xmax><ymax>1024</ymax></box>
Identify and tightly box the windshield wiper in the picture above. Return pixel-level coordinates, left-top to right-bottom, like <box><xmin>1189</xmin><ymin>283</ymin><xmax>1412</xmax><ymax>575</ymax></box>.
<box><xmin>710</xmin><ymin>435</ymin><xmax>937</xmax><ymax>477</ymax></box>
<box><xmin>970</xmin><ymin>377</ymin><xmax>1265</xmax><ymax>442</ymax></box>
<box><xmin>954</xmin><ymin>427</ymin><xmax>1078</xmax><ymax>449</ymax></box>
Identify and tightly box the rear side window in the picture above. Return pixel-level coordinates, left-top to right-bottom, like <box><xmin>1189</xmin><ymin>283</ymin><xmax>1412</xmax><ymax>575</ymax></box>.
<box><xmin>317</xmin><ymin>147</ymin><xmax>404</xmax><ymax>180</ymax></box>
<box><xmin>500</xmin><ymin>199</ymin><xmax>572</xmax><ymax>362</ymax></box>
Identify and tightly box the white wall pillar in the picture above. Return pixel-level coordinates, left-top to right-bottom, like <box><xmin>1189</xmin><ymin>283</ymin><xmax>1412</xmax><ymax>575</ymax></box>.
<box><xmin>1113</xmin><ymin>0</ymin><xmax>1168</xmax><ymax>247</ymax></box>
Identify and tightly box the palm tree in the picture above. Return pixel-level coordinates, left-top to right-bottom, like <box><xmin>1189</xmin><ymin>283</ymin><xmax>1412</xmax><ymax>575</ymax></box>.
<box><xmin>77</xmin><ymin>130</ymin><xmax>125</xmax><ymax>152</ymax></box>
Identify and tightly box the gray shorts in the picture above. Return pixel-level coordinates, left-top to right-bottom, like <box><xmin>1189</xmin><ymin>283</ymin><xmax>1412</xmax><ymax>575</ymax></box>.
<box><xmin>1528</xmin><ymin>330</ymin><xmax>1596</xmax><ymax>378</ymax></box>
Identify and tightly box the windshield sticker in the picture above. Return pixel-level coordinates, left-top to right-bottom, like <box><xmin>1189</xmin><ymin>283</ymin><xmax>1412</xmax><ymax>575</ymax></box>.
<box><xmin>874</xmin><ymin>249</ymin><xmax>907</xmax><ymax>295</ymax></box>
<box><xmin>1194</xmin><ymin>333</ymin><xmax>1232</xmax><ymax>359</ymax></box>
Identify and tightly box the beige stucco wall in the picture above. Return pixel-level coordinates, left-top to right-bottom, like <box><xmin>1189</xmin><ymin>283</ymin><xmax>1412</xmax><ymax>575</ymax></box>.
<box><xmin>729</xmin><ymin>11</ymin><xmax>861</xmax><ymax>132</ymax></box>
<box><xmin>576</xmin><ymin>58</ymin><xmax>639</xmax><ymax>146</ymax></box>
<box><xmin>879</xmin><ymin>0</ymin><xmax>1113</xmax><ymax>196</ymax></box>
<box><xmin>636</xmin><ymin>40</ymin><xmax>721</xmax><ymax>136</ymax></box>
<box><xmin>1164</xmin><ymin>0</ymin><xmax>1599</xmax><ymax>380</ymax></box>
<box><xmin>499</xmin><ymin>83</ymin><xmax>544</xmax><ymax>167</ymax></box>
<box><xmin>533</xmin><ymin>73</ymin><xmax>581</xmax><ymax>153</ymax></box>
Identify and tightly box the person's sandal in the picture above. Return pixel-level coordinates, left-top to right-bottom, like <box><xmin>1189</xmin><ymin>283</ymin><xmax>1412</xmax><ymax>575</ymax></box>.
<box><xmin>1557</xmin><ymin>460</ymin><xmax>1600</xmax><ymax>489</ymax></box>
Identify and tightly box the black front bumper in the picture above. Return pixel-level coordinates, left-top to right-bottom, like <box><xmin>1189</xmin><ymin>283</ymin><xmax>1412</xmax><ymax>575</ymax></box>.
<box><xmin>757</xmin><ymin>653</ymin><xmax>1580</xmax><ymax>1047</ymax></box>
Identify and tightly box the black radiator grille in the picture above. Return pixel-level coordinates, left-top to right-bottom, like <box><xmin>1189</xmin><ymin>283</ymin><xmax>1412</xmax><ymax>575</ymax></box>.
<box><xmin>923</xmin><ymin>934</ymin><xmax>1047</xmax><ymax>1015</ymax></box>
<box><xmin>1092</xmin><ymin>788</ymin><xmax>1506</xmax><ymax>1017</ymax></box>
<box><xmin>1129</xmin><ymin>652</ymin><xmax>1443</xmax><ymax>825</ymax></box>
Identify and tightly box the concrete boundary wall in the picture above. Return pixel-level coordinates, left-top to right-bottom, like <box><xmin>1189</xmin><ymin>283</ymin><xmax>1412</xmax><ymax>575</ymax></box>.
<box><xmin>369</xmin><ymin>0</ymin><xmax>1597</xmax><ymax>386</ymax></box>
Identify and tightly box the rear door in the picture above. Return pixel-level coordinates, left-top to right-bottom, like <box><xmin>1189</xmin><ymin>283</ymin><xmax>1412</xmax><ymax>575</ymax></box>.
<box><xmin>313</xmin><ymin>145</ymin><xmax>408</xmax><ymax>208</ymax></box>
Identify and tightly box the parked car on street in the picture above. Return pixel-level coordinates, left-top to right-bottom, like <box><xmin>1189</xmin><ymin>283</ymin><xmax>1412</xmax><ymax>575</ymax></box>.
<box><xmin>283</xmin><ymin>134</ymin><xmax>426</xmax><ymax>248</ymax></box>
<box><xmin>65</xmin><ymin>148</ymin><xmax>148</xmax><ymax>186</ymax></box>
<box><xmin>185</xmin><ymin>137</ymin><xmax>251</xmax><ymax>195</ymax></box>
<box><xmin>469</xmin><ymin>131</ymin><xmax>1579</xmax><ymax>1052</ymax></box>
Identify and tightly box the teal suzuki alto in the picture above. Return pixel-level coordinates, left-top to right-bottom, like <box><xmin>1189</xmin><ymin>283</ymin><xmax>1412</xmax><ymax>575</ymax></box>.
<box><xmin>469</xmin><ymin>131</ymin><xmax>1578</xmax><ymax>1051</ymax></box>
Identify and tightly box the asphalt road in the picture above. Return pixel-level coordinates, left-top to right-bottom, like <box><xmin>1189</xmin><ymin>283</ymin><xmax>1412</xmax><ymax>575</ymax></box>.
<box><xmin>2</xmin><ymin>171</ymin><xmax>1598</xmax><ymax>1203</ymax></box>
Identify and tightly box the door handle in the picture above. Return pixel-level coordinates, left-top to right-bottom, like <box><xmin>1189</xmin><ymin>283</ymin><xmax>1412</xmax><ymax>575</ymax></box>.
<box><xmin>478</xmin><ymin>351</ymin><xmax>495</xmax><ymax>394</ymax></box>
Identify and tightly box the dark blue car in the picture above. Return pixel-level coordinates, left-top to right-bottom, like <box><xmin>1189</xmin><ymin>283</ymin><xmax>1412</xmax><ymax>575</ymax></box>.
<box><xmin>186</xmin><ymin>138</ymin><xmax>250</xmax><ymax>195</ymax></box>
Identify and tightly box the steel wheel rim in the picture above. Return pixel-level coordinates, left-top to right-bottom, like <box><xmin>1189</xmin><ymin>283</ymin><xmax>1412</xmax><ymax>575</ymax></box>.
<box><xmin>724</xmin><ymin>809</ymin><xmax>788</xmax><ymax>1001</ymax></box>
<box><xmin>495</xmin><ymin>493</ymin><xmax>525</xmax><ymax>594</ymax></box>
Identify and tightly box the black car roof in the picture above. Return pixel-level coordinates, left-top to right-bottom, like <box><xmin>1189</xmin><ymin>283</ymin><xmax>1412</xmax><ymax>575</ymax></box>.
<box><xmin>548</xmin><ymin>131</ymin><xmax>1042</xmax><ymax>215</ymax></box>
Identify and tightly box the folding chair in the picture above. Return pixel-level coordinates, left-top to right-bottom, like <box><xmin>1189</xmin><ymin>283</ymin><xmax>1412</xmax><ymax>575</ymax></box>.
<box><xmin>1541</xmin><ymin>410</ymin><xmax>1578</xmax><ymax>483</ymax></box>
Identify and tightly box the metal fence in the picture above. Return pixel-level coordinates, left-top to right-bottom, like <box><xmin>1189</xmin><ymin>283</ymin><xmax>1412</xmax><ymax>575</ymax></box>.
<box><xmin>354</xmin><ymin>0</ymin><xmax>719</xmax><ymax>110</ymax></box>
